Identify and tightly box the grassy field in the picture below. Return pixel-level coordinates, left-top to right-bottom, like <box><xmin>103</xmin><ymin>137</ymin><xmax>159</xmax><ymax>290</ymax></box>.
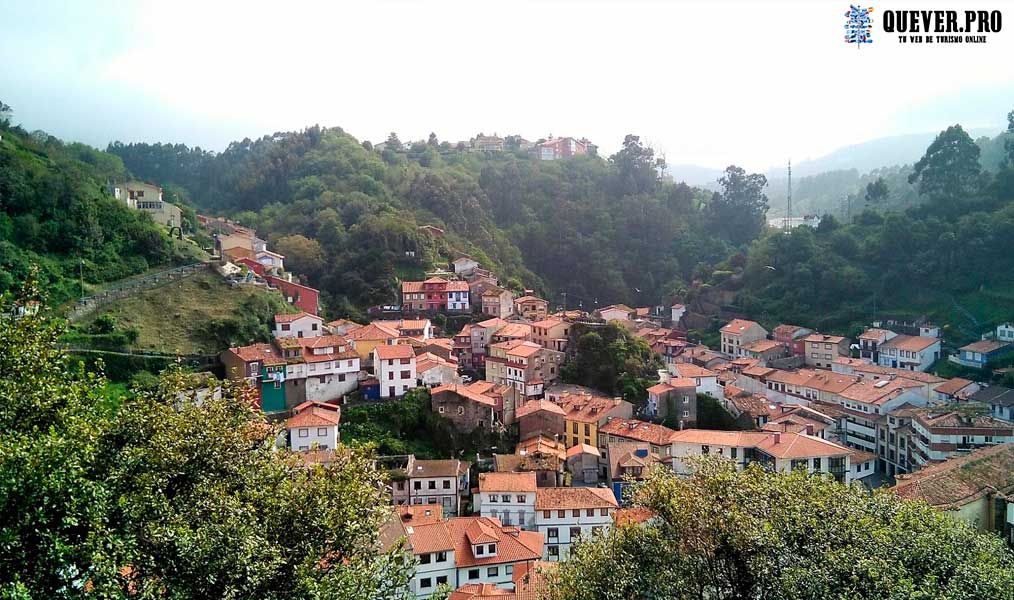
<box><xmin>93</xmin><ymin>269</ymin><xmax>285</xmax><ymax>355</ymax></box>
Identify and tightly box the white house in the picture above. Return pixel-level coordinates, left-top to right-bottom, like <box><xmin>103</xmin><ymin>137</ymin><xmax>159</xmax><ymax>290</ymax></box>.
<box><xmin>447</xmin><ymin>281</ymin><xmax>471</xmax><ymax>312</ymax></box>
<box><xmin>285</xmin><ymin>401</ymin><xmax>341</xmax><ymax>451</ymax></box>
<box><xmin>255</xmin><ymin>249</ymin><xmax>285</xmax><ymax>272</ymax></box>
<box><xmin>670</xmin><ymin>363</ymin><xmax>720</xmax><ymax>398</ymax></box>
<box><xmin>598</xmin><ymin>304</ymin><xmax>634</xmax><ymax>322</ymax></box>
<box><xmin>403</xmin><ymin>521</ymin><xmax>456</xmax><ymax>598</ymax></box>
<box><xmin>996</xmin><ymin>323</ymin><xmax>1014</xmax><ymax>343</ymax></box>
<box><xmin>290</xmin><ymin>336</ymin><xmax>361</xmax><ymax>401</ymax></box>
<box><xmin>476</xmin><ymin>472</ymin><xmax>537</xmax><ymax>529</ymax></box>
<box><xmin>533</xmin><ymin>487</ymin><xmax>617</xmax><ymax>561</ymax></box>
<box><xmin>417</xmin><ymin>353</ymin><xmax>460</xmax><ymax>387</ymax></box>
<box><xmin>877</xmin><ymin>335</ymin><xmax>941</xmax><ymax>372</ymax></box>
<box><xmin>445</xmin><ymin>517</ymin><xmax>543</xmax><ymax>591</ymax></box>
<box><xmin>374</xmin><ymin>344</ymin><xmax>417</xmax><ymax>398</ymax></box>
<box><xmin>273</xmin><ymin>311</ymin><xmax>324</xmax><ymax>339</ymax></box>
<box><xmin>670</xmin><ymin>303</ymin><xmax>687</xmax><ymax>324</ymax></box>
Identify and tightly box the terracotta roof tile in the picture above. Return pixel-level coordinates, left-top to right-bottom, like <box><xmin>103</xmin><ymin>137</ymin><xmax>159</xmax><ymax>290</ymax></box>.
<box><xmin>374</xmin><ymin>344</ymin><xmax>416</xmax><ymax>360</ymax></box>
<box><xmin>534</xmin><ymin>487</ymin><xmax>617</xmax><ymax>510</ymax></box>
<box><xmin>599</xmin><ymin>419</ymin><xmax>677</xmax><ymax>446</ymax></box>
<box><xmin>479</xmin><ymin>471</ymin><xmax>537</xmax><ymax>493</ymax></box>
<box><xmin>893</xmin><ymin>444</ymin><xmax>1014</xmax><ymax>508</ymax></box>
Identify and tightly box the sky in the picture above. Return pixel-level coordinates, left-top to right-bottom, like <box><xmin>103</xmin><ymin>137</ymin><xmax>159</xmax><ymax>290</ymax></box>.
<box><xmin>2</xmin><ymin>0</ymin><xmax>1013</xmax><ymax>171</ymax></box>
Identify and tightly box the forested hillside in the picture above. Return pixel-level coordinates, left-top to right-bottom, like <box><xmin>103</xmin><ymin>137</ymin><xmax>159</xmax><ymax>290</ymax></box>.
<box><xmin>735</xmin><ymin>121</ymin><xmax>1014</xmax><ymax>339</ymax></box>
<box><xmin>0</xmin><ymin>103</ymin><xmax>179</xmax><ymax>304</ymax></box>
<box><xmin>109</xmin><ymin>132</ymin><xmax>762</xmax><ymax>315</ymax></box>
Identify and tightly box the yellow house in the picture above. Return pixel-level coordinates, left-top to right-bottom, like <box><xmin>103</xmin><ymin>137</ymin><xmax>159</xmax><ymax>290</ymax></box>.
<box><xmin>113</xmin><ymin>180</ymin><xmax>183</xmax><ymax>228</ymax></box>
<box><xmin>347</xmin><ymin>322</ymin><xmax>400</xmax><ymax>361</ymax></box>
<box><xmin>549</xmin><ymin>391</ymin><xmax>633</xmax><ymax>448</ymax></box>
<box><xmin>531</xmin><ymin>317</ymin><xmax>571</xmax><ymax>352</ymax></box>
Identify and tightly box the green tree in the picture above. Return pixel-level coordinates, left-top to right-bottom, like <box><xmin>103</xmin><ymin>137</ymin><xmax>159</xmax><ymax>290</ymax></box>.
<box><xmin>609</xmin><ymin>134</ymin><xmax>659</xmax><ymax>196</ymax></box>
<box><xmin>550</xmin><ymin>460</ymin><xmax>1014</xmax><ymax>600</ymax></box>
<box><xmin>274</xmin><ymin>234</ymin><xmax>326</xmax><ymax>279</ymax></box>
<box><xmin>0</xmin><ymin>288</ymin><xmax>412</xmax><ymax>598</ymax></box>
<box><xmin>863</xmin><ymin>176</ymin><xmax>888</xmax><ymax>204</ymax></box>
<box><xmin>908</xmin><ymin>124</ymin><xmax>981</xmax><ymax>204</ymax></box>
<box><xmin>705</xmin><ymin>165</ymin><xmax>769</xmax><ymax>246</ymax></box>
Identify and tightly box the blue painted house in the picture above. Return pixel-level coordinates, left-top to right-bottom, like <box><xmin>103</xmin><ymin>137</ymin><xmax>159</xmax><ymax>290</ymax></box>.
<box><xmin>950</xmin><ymin>340</ymin><xmax>1014</xmax><ymax>369</ymax></box>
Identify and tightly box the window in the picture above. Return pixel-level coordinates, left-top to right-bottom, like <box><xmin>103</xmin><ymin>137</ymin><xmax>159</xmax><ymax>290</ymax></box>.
<box><xmin>468</xmin><ymin>569</ymin><xmax>479</xmax><ymax>580</ymax></box>
<box><xmin>428</xmin><ymin>481</ymin><xmax>436</xmax><ymax>490</ymax></box>
<box><xmin>400</xmin><ymin>370</ymin><xmax>410</xmax><ymax>379</ymax></box>
<box><xmin>570</xmin><ymin>526</ymin><xmax>581</xmax><ymax>539</ymax></box>
<box><xmin>517</xmin><ymin>495</ymin><xmax>526</xmax><ymax>502</ymax></box>
<box><xmin>475</xmin><ymin>545</ymin><xmax>484</xmax><ymax>556</ymax></box>
<box><xmin>487</xmin><ymin>544</ymin><xmax>495</xmax><ymax>554</ymax></box>
<box><xmin>548</xmin><ymin>545</ymin><xmax>559</xmax><ymax>557</ymax></box>
<box><xmin>457</xmin><ymin>406</ymin><xmax>464</xmax><ymax>415</ymax></box>
<box><xmin>298</xmin><ymin>429</ymin><xmax>308</xmax><ymax>438</ymax></box>
<box><xmin>439</xmin><ymin>406</ymin><xmax>445</xmax><ymax>414</ymax></box>
<box><xmin>572</xmin><ymin>509</ymin><xmax>580</xmax><ymax>517</ymax></box>
<box><xmin>584</xmin><ymin>424</ymin><xmax>591</xmax><ymax>437</ymax></box>
<box><xmin>436</xmin><ymin>575</ymin><xmax>447</xmax><ymax>585</ymax></box>
<box><xmin>444</xmin><ymin>480</ymin><xmax>451</xmax><ymax>489</ymax></box>
<box><xmin>487</xmin><ymin>567</ymin><xmax>499</xmax><ymax>577</ymax></box>
<box><xmin>501</xmin><ymin>494</ymin><xmax>510</xmax><ymax>503</ymax></box>
<box><xmin>489</xmin><ymin>495</ymin><xmax>498</xmax><ymax>503</ymax></box>
<box><xmin>548</xmin><ymin>528</ymin><xmax>558</xmax><ymax>539</ymax></box>
<box><xmin>505</xmin><ymin>565</ymin><xmax>513</xmax><ymax>575</ymax></box>
<box><xmin>557</xmin><ymin>510</ymin><xmax>565</xmax><ymax>518</ymax></box>
<box><xmin>585</xmin><ymin>508</ymin><xmax>594</xmax><ymax>517</ymax></box>
<box><xmin>419</xmin><ymin>553</ymin><xmax>431</xmax><ymax>565</ymax></box>
<box><xmin>543</xmin><ymin>510</ymin><xmax>550</xmax><ymax>518</ymax></box>
<box><xmin>436</xmin><ymin>551</ymin><xmax>447</xmax><ymax>562</ymax></box>
<box><xmin>388</xmin><ymin>372</ymin><xmax>394</xmax><ymax>380</ymax></box>
<box><xmin>419</xmin><ymin>578</ymin><xmax>432</xmax><ymax>589</ymax></box>
<box><xmin>414</xmin><ymin>481</ymin><xmax>421</xmax><ymax>490</ymax></box>
<box><xmin>281</xmin><ymin>324</ymin><xmax>291</xmax><ymax>331</ymax></box>
<box><xmin>600</xmin><ymin>508</ymin><xmax>608</xmax><ymax>516</ymax></box>
<box><xmin>683</xmin><ymin>410</ymin><xmax>690</xmax><ymax>418</ymax></box>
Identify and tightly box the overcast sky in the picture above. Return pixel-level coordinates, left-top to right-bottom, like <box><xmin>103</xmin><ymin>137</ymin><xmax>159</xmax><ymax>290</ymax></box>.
<box><xmin>2</xmin><ymin>0</ymin><xmax>1012</xmax><ymax>170</ymax></box>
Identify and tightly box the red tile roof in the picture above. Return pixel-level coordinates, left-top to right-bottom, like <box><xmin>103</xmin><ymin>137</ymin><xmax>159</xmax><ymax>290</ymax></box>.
<box><xmin>565</xmin><ymin>443</ymin><xmax>600</xmax><ymax>458</ymax></box>
<box><xmin>348</xmin><ymin>322</ymin><xmax>400</xmax><ymax>341</ymax></box>
<box><xmin>479</xmin><ymin>471</ymin><xmax>537</xmax><ymax>493</ymax></box>
<box><xmin>934</xmin><ymin>378</ymin><xmax>977</xmax><ymax>397</ymax></box>
<box><xmin>286</xmin><ymin>404</ymin><xmax>341</xmax><ymax>428</ymax></box>
<box><xmin>721</xmin><ymin>319</ymin><xmax>762</xmax><ymax>334</ymax></box>
<box><xmin>445</xmin><ymin>517</ymin><xmax>543</xmax><ymax>568</ymax></box>
<box><xmin>599</xmin><ymin>419</ymin><xmax>677</xmax><ymax>446</ymax></box>
<box><xmin>406</xmin><ymin>521</ymin><xmax>455</xmax><ymax>553</ymax></box>
<box><xmin>432</xmin><ymin>383</ymin><xmax>497</xmax><ymax>407</ymax></box>
<box><xmin>396</xmin><ymin>505</ymin><xmax>444</xmax><ymax>525</ymax></box>
<box><xmin>374</xmin><ymin>344</ymin><xmax>416</xmax><ymax>360</ymax></box>
<box><xmin>534</xmin><ymin>487</ymin><xmax>617</xmax><ymax>510</ymax></box>
<box><xmin>516</xmin><ymin>399</ymin><xmax>566</xmax><ymax>418</ymax></box>
<box><xmin>892</xmin><ymin>443</ymin><xmax>1014</xmax><ymax>508</ymax></box>
<box><xmin>274</xmin><ymin>311</ymin><xmax>319</xmax><ymax>323</ymax></box>
<box><xmin>881</xmin><ymin>334</ymin><xmax>939</xmax><ymax>352</ymax></box>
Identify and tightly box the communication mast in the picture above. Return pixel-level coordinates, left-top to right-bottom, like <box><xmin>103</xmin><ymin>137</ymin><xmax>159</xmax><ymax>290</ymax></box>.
<box><xmin>785</xmin><ymin>159</ymin><xmax>792</xmax><ymax>230</ymax></box>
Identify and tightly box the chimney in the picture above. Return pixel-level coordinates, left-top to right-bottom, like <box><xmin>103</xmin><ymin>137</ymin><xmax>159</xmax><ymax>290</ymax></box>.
<box><xmin>773</xmin><ymin>433</ymin><xmax>781</xmax><ymax>444</ymax></box>
<box><xmin>805</xmin><ymin>424</ymin><xmax>814</xmax><ymax>436</ymax></box>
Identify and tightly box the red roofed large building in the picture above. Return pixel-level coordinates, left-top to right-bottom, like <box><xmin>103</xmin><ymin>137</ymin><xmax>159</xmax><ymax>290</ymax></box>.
<box><xmin>802</xmin><ymin>333</ymin><xmax>850</xmax><ymax>369</ymax></box>
<box><xmin>669</xmin><ymin>428</ymin><xmax>854</xmax><ymax>483</ymax></box>
<box><xmin>221</xmin><ymin>334</ymin><xmax>360</xmax><ymax>412</ymax></box>
<box><xmin>720</xmin><ymin>319</ymin><xmax>768</xmax><ymax>358</ymax></box>
<box><xmin>485</xmin><ymin>340</ymin><xmax>564</xmax><ymax>399</ymax></box>
<box><xmin>384</xmin><ymin>512</ymin><xmax>543</xmax><ymax>598</ymax></box>
<box><xmin>599</xmin><ymin>418</ymin><xmax>678</xmax><ymax>459</ymax></box>
<box><xmin>516</xmin><ymin>399</ymin><xmax>566</xmax><ymax>442</ymax></box>
<box><xmin>402</xmin><ymin>277</ymin><xmax>471</xmax><ymax>313</ymax></box>
<box><xmin>533</xmin><ymin>487</ymin><xmax>617</xmax><ymax>561</ymax></box>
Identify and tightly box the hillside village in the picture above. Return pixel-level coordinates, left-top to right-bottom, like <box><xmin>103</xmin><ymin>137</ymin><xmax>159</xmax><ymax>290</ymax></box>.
<box><xmin>115</xmin><ymin>198</ymin><xmax>1014</xmax><ymax>598</ymax></box>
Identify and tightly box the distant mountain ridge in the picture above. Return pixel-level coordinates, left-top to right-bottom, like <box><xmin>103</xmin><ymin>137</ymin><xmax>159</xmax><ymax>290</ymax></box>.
<box><xmin>664</xmin><ymin>128</ymin><xmax>1001</xmax><ymax>188</ymax></box>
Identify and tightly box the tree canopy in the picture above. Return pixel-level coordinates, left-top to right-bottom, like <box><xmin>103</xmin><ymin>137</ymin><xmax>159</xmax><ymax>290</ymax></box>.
<box><xmin>549</xmin><ymin>460</ymin><xmax>1014</xmax><ymax>600</ymax></box>
<box><xmin>0</xmin><ymin>284</ymin><xmax>411</xmax><ymax>598</ymax></box>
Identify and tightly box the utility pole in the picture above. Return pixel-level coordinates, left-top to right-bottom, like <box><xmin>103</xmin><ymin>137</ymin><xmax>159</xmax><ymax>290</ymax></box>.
<box><xmin>786</xmin><ymin>159</ymin><xmax>792</xmax><ymax>229</ymax></box>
